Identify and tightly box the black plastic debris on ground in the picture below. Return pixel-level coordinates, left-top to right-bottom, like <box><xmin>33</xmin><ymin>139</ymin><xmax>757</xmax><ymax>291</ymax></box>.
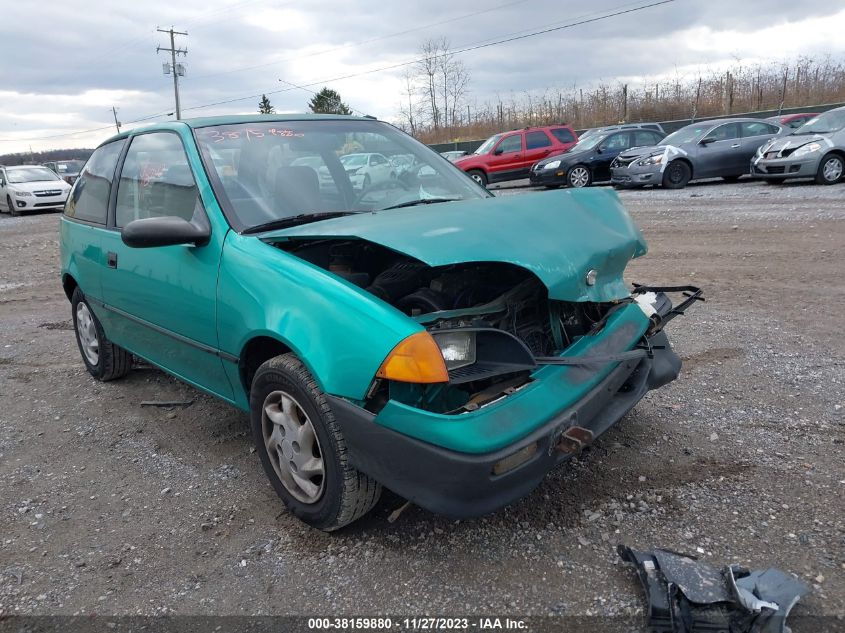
<box><xmin>617</xmin><ymin>544</ymin><xmax>809</xmax><ymax>633</ymax></box>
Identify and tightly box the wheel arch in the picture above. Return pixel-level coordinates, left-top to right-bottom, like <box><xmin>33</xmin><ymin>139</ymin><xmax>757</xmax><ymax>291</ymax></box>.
<box><xmin>671</xmin><ymin>156</ymin><xmax>694</xmax><ymax>179</ymax></box>
<box><xmin>62</xmin><ymin>273</ymin><xmax>79</xmax><ymax>302</ymax></box>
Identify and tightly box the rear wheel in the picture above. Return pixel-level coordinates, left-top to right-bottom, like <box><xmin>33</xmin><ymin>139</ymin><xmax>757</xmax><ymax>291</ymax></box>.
<box><xmin>567</xmin><ymin>165</ymin><xmax>592</xmax><ymax>188</ymax></box>
<box><xmin>71</xmin><ymin>288</ymin><xmax>132</xmax><ymax>381</ymax></box>
<box><xmin>467</xmin><ymin>169</ymin><xmax>487</xmax><ymax>186</ymax></box>
<box><xmin>250</xmin><ymin>353</ymin><xmax>381</xmax><ymax>531</ymax></box>
<box><xmin>662</xmin><ymin>160</ymin><xmax>691</xmax><ymax>189</ymax></box>
<box><xmin>815</xmin><ymin>153</ymin><xmax>844</xmax><ymax>185</ymax></box>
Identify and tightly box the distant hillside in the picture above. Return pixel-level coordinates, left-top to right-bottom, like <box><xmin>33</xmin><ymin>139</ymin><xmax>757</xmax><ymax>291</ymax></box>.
<box><xmin>0</xmin><ymin>148</ymin><xmax>93</xmax><ymax>166</ymax></box>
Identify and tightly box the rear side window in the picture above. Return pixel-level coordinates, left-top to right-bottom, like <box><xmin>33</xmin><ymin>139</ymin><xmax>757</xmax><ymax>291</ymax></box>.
<box><xmin>525</xmin><ymin>131</ymin><xmax>552</xmax><ymax>149</ymax></box>
<box><xmin>116</xmin><ymin>132</ymin><xmax>202</xmax><ymax>228</ymax></box>
<box><xmin>550</xmin><ymin>128</ymin><xmax>575</xmax><ymax>143</ymax></box>
<box><xmin>742</xmin><ymin>122</ymin><xmax>779</xmax><ymax>137</ymax></box>
<box><xmin>496</xmin><ymin>134</ymin><xmax>523</xmax><ymax>154</ymax></box>
<box><xmin>64</xmin><ymin>140</ymin><xmax>125</xmax><ymax>224</ymax></box>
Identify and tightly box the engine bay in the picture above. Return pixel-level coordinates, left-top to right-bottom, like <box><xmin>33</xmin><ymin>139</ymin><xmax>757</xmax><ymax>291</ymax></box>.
<box><xmin>275</xmin><ymin>237</ymin><xmax>619</xmax><ymax>413</ymax></box>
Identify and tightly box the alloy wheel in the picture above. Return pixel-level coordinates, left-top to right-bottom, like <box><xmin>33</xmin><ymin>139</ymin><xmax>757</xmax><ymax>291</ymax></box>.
<box><xmin>261</xmin><ymin>390</ymin><xmax>325</xmax><ymax>504</ymax></box>
<box><xmin>822</xmin><ymin>156</ymin><xmax>843</xmax><ymax>182</ymax></box>
<box><xmin>75</xmin><ymin>302</ymin><xmax>100</xmax><ymax>365</ymax></box>
<box><xmin>569</xmin><ymin>166</ymin><xmax>590</xmax><ymax>188</ymax></box>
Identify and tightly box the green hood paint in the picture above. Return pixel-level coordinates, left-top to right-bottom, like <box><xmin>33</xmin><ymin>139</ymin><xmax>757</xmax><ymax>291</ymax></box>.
<box><xmin>264</xmin><ymin>188</ymin><xmax>647</xmax><ymax>303</ymax></box>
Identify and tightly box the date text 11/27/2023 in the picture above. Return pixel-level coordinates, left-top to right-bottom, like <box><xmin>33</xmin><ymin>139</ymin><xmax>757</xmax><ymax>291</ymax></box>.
<box><xmin>307</xmin><ymin>617</ymin><xmax>528</xmax><ymax>630</ymax></box>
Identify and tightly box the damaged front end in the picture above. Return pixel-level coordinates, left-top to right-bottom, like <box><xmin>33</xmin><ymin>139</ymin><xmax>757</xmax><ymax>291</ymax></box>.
<box><xmin>263</xmin><ymin>189</ymin><xmax>702</xmax><ymax>517</ymax></box>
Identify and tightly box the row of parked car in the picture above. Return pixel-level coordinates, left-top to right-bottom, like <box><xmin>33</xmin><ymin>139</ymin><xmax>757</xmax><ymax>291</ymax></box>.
<box><xmin>449</xmin><ymin>107</ymin><xmax>845</xmax><ymax>189</ymax></box>
<box><xmin>0</xmin><ymin>159</ymin><xmax>86</xmax><ymax>216</ymax></box>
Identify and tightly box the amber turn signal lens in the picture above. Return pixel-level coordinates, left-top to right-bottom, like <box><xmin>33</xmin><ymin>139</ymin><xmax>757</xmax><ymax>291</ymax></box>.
<box><xmin>376</xmin><ymin>331</ymin><xmax>449</xmax><ymax>384</ymax></box>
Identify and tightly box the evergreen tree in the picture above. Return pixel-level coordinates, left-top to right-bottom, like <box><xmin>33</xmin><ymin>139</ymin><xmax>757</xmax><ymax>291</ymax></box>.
<box><xmin>308</xmin><ymin>88</ymin><xmax>352</xmax><ymax>115</ymax></box>
<box><xmin>258</xmin><ymin>94</ymin><xmax>275</xmax><ymax>114</ymax></box>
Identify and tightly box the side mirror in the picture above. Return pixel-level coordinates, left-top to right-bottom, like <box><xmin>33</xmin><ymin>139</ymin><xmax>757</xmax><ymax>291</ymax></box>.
<box><xmin>699</xmin><ymin>137</ymin><xmax>717</xmax><ymax>146</ymax></box>
<box><xmin>493</xmin><ymin>147</ymin><xmax>504</xmax><ymax>155</ymax></box>
<box><xmin>596</xmin><ymin>146</ymin><xmax>604</xmax><ymax>154</ymax></box>
<box><xmin>122</xmin><ymin>216</ymin><xmax>210</xmax><ymax>248</ymax></box>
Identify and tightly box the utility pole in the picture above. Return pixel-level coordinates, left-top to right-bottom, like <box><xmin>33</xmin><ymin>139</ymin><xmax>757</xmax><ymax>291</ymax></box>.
<box><xmin>111</xmin><ymin>106</ymin><xmax>121</xmax><ymax>133</ymax></box>
<box><xmin>157</xmin><ymin>27</ymin><xmax>187</xmax><ymax>120</ymax></box>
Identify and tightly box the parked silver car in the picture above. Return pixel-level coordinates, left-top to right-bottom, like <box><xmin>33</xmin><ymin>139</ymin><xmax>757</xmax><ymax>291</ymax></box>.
<box><xmin>751</xmin><ymin>106</ymin><xmax>845</xmax><ymax>185</ymax></box>
<box><xmin>611</xmin><ymin>118</ymin><xmax>784</xmax><ymax>189</ymax></box>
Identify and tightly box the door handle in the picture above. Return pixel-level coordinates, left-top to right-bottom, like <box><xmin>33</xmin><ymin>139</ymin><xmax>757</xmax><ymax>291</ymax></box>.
<box><xmin>107</xmin><ymin>252</ymin><xmax>118</xmax><ymax>268</ymax></box>
<box><xmin>731</xmin><ymin>143</ymin><xmax>741</xmax><ymax>148</ymax></box>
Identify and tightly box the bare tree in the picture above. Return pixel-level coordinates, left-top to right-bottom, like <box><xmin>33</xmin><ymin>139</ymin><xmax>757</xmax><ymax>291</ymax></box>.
<box><xmin>398</xmin><ymin>68</ymin><xmax>421</xmax><ymax>135</ymax></box>
<box><xmin>416</xmin><ymin>39</ymin><xmax>441</xmax><ymax>130</ymax></box>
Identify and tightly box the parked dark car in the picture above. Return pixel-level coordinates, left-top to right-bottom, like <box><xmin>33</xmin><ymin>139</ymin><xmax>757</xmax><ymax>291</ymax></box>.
<box><xmin>42</xmin><ymin>159</ymin><xmax>85</xmax><ymax>185</ymax></box>
<box><xmin>530</xmin><ymin>128</ymin><xmax>665</xmax><ymax>188</ymax></box>
<box><xmin>577</xmin><ymin>122</ymin><xmax>665</xmax><ymax>141</ymax></box>
<box><xmin>610</xmin><ymin>118</ymin><xmax>784</xmax><ymax>189</ymax></box>
<box><xmin>454</xmin><ymin>125</ymin><xmax>578</xmax><ymax>185</ymax></box>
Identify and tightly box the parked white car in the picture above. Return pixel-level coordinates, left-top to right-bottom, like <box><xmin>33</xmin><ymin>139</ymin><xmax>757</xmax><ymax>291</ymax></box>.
<box><xmin>339</xmin><ymin>152</ymin><xmax>395</xmax><ymax>190</ymax></box>
<box><xmin>0</xmin><ymin>165</ymin><xmax>71</xmax><ymax>216</ymax></box>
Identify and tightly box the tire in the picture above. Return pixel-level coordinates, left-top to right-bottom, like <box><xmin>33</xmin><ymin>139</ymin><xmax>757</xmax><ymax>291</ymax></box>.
<box><xmin>815</xmin><ymin>153</ymin><xmax>844</xmax><ymax>185</ymax></box>
<box><xmin>567</xmin><ymin>165</ymin><xmax>592</xmax><ymax>188</ymax></box>
<box><xmin>71</xmin><ymin>287</ymin><xmax>132</xmax><ymax>381</ymax></box>
<box><xmin>250</xmin><ymin>353</ymin><xmax>382</xmax><ymax>531</ymax></box>
<box><xmin>8</xmin><ymin>195</ymin><xmax>20</xmax><ymax>217</ymax></box>
<box><xmin>467</xmin><ymin>169</ymin><xmax>487</xmax><ymax>186</ymax></box>
<box><xmin>722</xmin><ymin>175</ymin><xmax>742</xmax><ymax>182</ymax></box>
<box><xmin>662</xmin><ymin>160</ymin><xmax>691</xmax><ymax>189</ymax></box>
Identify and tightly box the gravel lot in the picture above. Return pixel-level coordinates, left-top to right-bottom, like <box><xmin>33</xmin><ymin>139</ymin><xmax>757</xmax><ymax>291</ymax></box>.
<box><xmin>1</xmin><ymin>178</ymin><xmax>843</xmax><ymax>629</ymax></box>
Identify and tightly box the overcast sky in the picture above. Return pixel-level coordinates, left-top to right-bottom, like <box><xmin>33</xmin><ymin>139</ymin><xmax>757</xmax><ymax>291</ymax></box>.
<box><xmin>1</xmin><ymin>0</ymin><xmax>844</xmax><ymax>154</ymax></box>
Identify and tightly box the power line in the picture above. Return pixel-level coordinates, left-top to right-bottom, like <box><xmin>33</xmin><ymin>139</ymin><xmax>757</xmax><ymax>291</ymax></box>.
<box><xmin>186</xmin><ymin>0</ymin><xmax>533</xmax><ymax>83</ymax></box>
<box><xmin>0</xmin><ymin>0</ymin><xmax>673</xmax><ymax>143</ymax></box>
<box><xmin>180</xmin><ymin>0</ymin><xmax>675</xmax><ymax>114</ymax></box>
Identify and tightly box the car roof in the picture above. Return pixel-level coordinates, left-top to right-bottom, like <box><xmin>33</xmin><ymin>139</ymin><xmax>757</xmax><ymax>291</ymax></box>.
<box><xmin>97</xmin><ymin>113</ymin><xmax>374</xmax><ymax>147</ymax></box>
<box><xmin>679</xmin><ymin>117</ymin><xmax>781</xmax><ymax>128</ymax></box>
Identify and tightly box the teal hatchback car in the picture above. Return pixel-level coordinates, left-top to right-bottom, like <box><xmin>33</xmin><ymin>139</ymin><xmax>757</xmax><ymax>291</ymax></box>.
<box><xmin>60</xmin><ymin>114</ymin><xmax>700</xmax><ymax>530</ymax></box>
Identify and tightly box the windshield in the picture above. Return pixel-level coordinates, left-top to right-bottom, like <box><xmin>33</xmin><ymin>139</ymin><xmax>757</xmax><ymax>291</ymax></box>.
<box><xmin>569</xmin><ymin>133</ymin><xmax>609</xmax><ymax>152</ymax></box>
<box><xmin>793</xmin><ymin>110</ymin><xmax>845</xmax><ymax>135</ymax></box>
<box><xmin>7</xmin><ymin>167</ymin><xmax>62</xmax><ymax>184</ymax></box>
<box><xmin>660</xmin><ymin>124</ymin><xmax>712</xmax><ymax>146</ymax></box>
<box><xmin>473</xmin><ymin>134</ymin><xmax>503</xmax><ymax>155</ymax></box>
<box><xmin>195</xmin><ymin>119</ymin><xmax>489</xmax><ymax>231</ymax></box>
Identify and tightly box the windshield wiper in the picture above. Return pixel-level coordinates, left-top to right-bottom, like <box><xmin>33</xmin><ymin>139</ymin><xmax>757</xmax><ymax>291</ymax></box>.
<box><xmin>242</xmin><ymin>211</ymin><xmax>361</xmax><ymax>235</ymax></box>
<box><xmin>382</xmin><ymin>197</ymin><xmax>462</xmax><ymax>210</ymax></box>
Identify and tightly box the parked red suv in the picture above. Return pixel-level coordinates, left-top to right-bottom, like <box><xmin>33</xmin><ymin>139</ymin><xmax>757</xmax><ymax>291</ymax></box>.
<box><xmin>454</xmin><ymin>125</ymin><xmax>578</xmax><ymax>185</ymax></box>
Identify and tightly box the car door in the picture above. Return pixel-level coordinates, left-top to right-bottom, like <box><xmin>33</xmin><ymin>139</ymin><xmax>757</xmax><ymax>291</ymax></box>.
<box><xmin>523</xmin><ymin>131</ymin><xmax>555</xmax><ymax>171</ymax></box>
<box><xmin>592</xmin><ymin>132</ymin><xmax>633</xmax><ymax>180</ymax></box>
<box><xmin>98</xmin><ymin>130</ymin><xmax>233</xmax><ymax>400</ymax></box>
<box><xmin>696</xmin><ymin>122</ymin><xmax>743</xmax><ymax>177</ymax></box>
<box><xmin>488</xmin><ymin>133</ymin><xmax>524</xmax><ymax>179</ymax></box>
<box><xmin>741</xmin><ymin>121</ymin><xmax>780</xmax><ymax>161</ymax></box>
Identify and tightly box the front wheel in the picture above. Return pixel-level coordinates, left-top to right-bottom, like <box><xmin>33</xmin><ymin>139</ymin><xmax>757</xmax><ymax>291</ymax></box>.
<box><xmin>71</xmin><ymin>288</ymin><xmax>132</xmax><ymax>381</ymax></box>
<box><xmin>567</xmin><ymin>165</ymin><xmax>592</xmax><ymax>188</ymax></box>
<box><xmin>8</xmin><ymin>195</ymin><xmax>20</xmax><ymax>217</ymax></box>
<box><xmin>662</xmin><ymin>160</ymin><xmax>691</xmax><ymax>189</ymax></box>
<box><xmin>250</xmin><ymin>353</ymin><xmax>381</xmax><ymax>531</ymax></box>
<box><xmin>816</xmin><ymin>153</ymin><xmax>844</xmax><ymax>185</ymax></box>
<box><xmin>467</xmin><ymin>169</ymin><xmax>487</xmax><ymax>186</ymax></box>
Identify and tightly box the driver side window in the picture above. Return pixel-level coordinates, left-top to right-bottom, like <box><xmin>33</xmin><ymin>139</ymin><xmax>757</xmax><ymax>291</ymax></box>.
<box><xmin>115</xmin><ymin>133</ymin><xmax>202</xmax><ymax>228</ymax></box>
<box><xmin>496</xmin><ymin>135</ymin><xmax>522</xmax><ymax>154</ymax></box>
<box><xmin>708</xmin><ymin>123</ymin><xmax>740</xmax><ymax>141</ymax></box>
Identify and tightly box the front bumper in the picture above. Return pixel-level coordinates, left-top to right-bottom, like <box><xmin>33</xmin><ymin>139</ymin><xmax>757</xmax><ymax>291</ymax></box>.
<box><xmin>750</xmin><ymin>154</ymin><xmax>819</xmax><ymax>179</ymax></box>
<box><xmin>529</xmin><ymin>166</ymin><xmax>566</xmax><ymax>185</ymax></box>
<box><xmin>610</xmin><ymin>164</ymin><xmax>660</xmax><ymax>187</ymax></box>
<box><xmin>10</xmin><ymin>193</ymin><xmax>68</xmax><ymax>211</ymax></box>
<box><xmin>330</xmin><ymin>322</ymin><xmax>682</xmax><ymax>519</ymax></box>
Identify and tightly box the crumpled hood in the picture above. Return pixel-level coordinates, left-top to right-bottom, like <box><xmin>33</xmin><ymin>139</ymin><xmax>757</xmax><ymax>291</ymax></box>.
<box><xmin>263</xmin><ymin>188</ymin><xmax>647</xmax><ymax>303</ymax></box>
<box><xmin>760</xmin><ymin>133</ymin><xmax>830</xmax><ymax>153</ymax></box>
<box><xmin>617</xmin><ymin>144</ymin><xmax>665</xmax><ymax>160</ymax></box>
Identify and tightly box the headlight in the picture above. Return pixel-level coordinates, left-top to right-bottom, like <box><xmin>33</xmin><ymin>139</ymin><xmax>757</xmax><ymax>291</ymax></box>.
<box><xmin>635</xmin><ymin>154</ymin><xmax>663</xmax><ymax>167</ymax></box>
<box><xmin>13</xmin><ymin>190</ymin><xmax>32</xmax><ymax>197</ymax></box>
<box><xmin>756</xmin><ymin>142</ymin><xmax>772</xmax><ymax>157</ymax></box>
<box><xmin>432</xmin><ymin>331</ymin><xmax>476</xmax><ymax>370</ymax></box>
<box><xmin>794</xmin><ymin>142</ymin><xmax>822</xmax><ymax>157</ymax></box>
<box><xmin>543</xmin><ymin>160</ymin><xmax>561</xmax><ymax>170</ymax></box>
